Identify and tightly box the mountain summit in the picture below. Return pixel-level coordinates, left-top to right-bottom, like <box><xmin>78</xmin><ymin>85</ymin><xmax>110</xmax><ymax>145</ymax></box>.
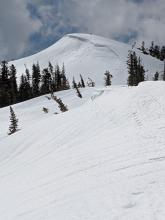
<box><xmin>11</xmin><ymin>33</ymin><xmax>163</xmax><ymax>85</ymax></box>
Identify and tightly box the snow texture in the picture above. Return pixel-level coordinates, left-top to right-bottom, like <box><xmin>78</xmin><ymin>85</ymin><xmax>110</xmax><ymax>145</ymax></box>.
<box><xmin>0</xmin><ymin>34</ymin><xmax>165</xmax><ymax>219</ymax></box>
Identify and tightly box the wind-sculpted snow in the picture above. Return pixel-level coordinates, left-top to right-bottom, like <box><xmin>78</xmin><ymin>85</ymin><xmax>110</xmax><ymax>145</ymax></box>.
<box><xmin>10</xmin><ymin>33</ymin><xmax>163</xmax><ymax>86</ymax></box>
<box><xmin>0</xmin><ymin>82</ymin><xmax>165</xmax><ymax>219</ymax></box>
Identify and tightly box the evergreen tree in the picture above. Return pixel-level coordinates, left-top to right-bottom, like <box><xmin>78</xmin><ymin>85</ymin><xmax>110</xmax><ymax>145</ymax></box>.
<box><xmin>48</xmin><ymin>62</ymin><xmax>53</xmax><ymax>75</ymax></box>
<box><xmin>41</xmin><ymin>68</ymin><xmax>52</xmax><ymax>94</ymax></box>
<box><xmin>80</xmin><ymin>74</ymin><xmax>85</xmax><ymax>87</ymax></box>
<box><xmin>163</xmin><ymin>60</ymin><xmax>165</xmax><ymax>81</ymax></box>
<box><xmin>8</xmin><ymin>106</ymin><xmax>19</xmax><ymax>135</ymax></box>
<box><xmin>149</xmin><ymin>41</ymin><xmax>154</xmax><ymax>56</ymax></box>
<box><xmin>51</xmin><ymin>92</ymin><xmax>68</xmax><ymax>112</ymax></box>
<box><xmin>160</xmin><ymin>46</ymin><xmax>165</xmax><ymax>61</ymax></box>
<box><xmin>32</xmin><ymin>63</ymin><xmax>41</xmax><ymax>97</ymax></box>
<box><xmin>141</xmin><ymin>41</ymin><xmax>145</xmax><ymax>53</ymax></box>
<box><xmin>104</xmin><ymin>71</ymin><xmax>113</xmax><ymax>86</ymax></box>
<box><xmin>75</xmin><ymin>82</ymin><xmax>82</xmax><ymax>98</ymax></box>
<box><xmin>153</xmin><ymin>72</ymin><xmax>159</xmax><ymax>81</ymax></box>
<box><xmin>55</xmin><ymin>64</ymin><xmax>61</xmax><ymax>91</ymax></box>
<box><xmin>18</xmin><ymin>74</ymin><xmax>32</xmax><ymax>101</ymax></box>
<box><xmin>140</xmin><ymin>41</ymin><xmax>149</xmax><ymax>55</ymax></box>
<box><xmin>61</xmin><ymin>63</ymin><xmax>70</xmax><ymax>90</ymax></box>
<box><xmin>148</xmin><ymin>41</ymin><xmax>165</xmax><ymax>61</ymax></box>
<box><xmin>72</xmin><ymin>77</ymin><xmax>77</xmax><ymax>88</ymax></box>
<box><xmin>127</xmin><ymin>51</ymin><xmax>145</xmax><ymax>86</ymax></box>
<box><xmin>0</xmin><ymin>61</ymin><xmax>11</xmax><ymax>107</ymax></box>
<box><xmin>1</xmin><ymin>60</ymin><xmax>8</xmax><ymax>81</ymax></box>
<box><xmin>137</xmin><ymin>57</ymin><xmax>145</xmax><ymax>83</ymax></box>
<box><xmin>154</xmin><ymin>45</ymin><xmax>160</xmax><ymax>59</ymax></box>
<box><xmin>77</xmin><ymin>82</ymin><xmax>82</xmax><ymax>88</ymax></box>
<box><xmin>25</xmin><ymin>65</ymin><xmax>31</xmax><ymax>82</ymax></box>
<box><xmin>72</xmin><ymin>77</ymin><xmax>82</xmax><ymax>98</ymax></box>
<box><xmin>9</xmin><ymin>64</ymin><xmax>18</xmax><ymax>104</ymax></box>
<box><xmin>127</xmin><ymin>51</ymin><xmax>134</xmax><ymax>86</ymax></box>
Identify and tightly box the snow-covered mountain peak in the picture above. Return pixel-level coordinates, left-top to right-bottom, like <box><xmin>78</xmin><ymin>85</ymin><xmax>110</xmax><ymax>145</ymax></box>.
<box><xmin>10</xmin><ymin>33</ymin><xmax>163</xmax><ymax>85</ymax></box>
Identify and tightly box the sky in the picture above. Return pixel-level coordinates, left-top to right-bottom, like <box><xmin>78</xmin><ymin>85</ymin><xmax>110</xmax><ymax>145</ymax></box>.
<box><xmin>0</xmin><ymin>0</ymin><xmax>165</xmax><ymax>60</ymax></box>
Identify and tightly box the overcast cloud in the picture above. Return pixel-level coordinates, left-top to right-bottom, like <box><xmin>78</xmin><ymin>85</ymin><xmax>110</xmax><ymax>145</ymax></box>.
<box><xmin>0</xmin><ymin>0</ymin><xmax>165</xmax><ymax>60</ymax></box>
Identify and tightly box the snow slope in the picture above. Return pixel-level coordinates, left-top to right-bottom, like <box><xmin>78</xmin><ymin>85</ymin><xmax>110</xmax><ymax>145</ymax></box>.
<box><xmin>10</xmin><ymin>33</ymin><xmax>163</xmax><ymax>85</ymax></box>
<box><xmin>1</xmin><ymin>81</ymin><xmax>165</xmax><ymax>219</ymax></box>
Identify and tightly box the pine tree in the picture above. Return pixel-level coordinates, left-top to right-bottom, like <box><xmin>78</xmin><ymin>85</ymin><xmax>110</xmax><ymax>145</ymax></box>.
<box><xmin>0</xmin><ymin>61</ymin><xmax>11</xmax><ymax>107</ymax></box>
<box><xmin>1</xmin><ymin>60</ymin><xmax>8</xmax><ymax>81</ymax></box>
<box><xmin>8</xmin><ymin>106</ymin><xmax>19</xmax><ymax>135</ymax></box>
<box><xmin>32</xmin><ymin>63</ymin><xmax>41</xmax><ymax>97</ymax></box>
<box><xmin>77</xmin><ymin>82</ymin><xmax>82</xmax><ymax>88</ymax></box>
<box><xmin>153</xmin><ymin>72</ymin><xmax>159</xmax><ymax>81</ymax></box>
<box><xmin>137</xmin><ymin>57</ymin><xmax>145</xmax><ymax>83</ymax></box>
<box><xmin>127</xmin><ymin>51</ymin><xmax>134</xmax><ymax>86</ymax></box>
<box><xmin>160</xmin><ymin>46</ymin><xmax>165</xmax><ymax>61</ymax></box>
<box><xmin>72</xmin><ymin>77</ymin><xmax>77</xmax><ymax>88</ymax></box>
<box><xmin>75</xmin><ymin>82</ymin><xmax>82</xmax><ymax>98</ymax></box>
<box><xmin>48</xmin><ymin>62</ymin><xmax>53</xmax><ymax>75</ymax></box>
<box><xmin>127</xmin><ymin>51</ymin><xmax>145</xmax><ymax>86</ymax></box>
<box><xmin>41</xmin><ymin>68</ymin><xmax>52</xmax><ymax>94</ymax></box>
<box><xmin>9</xmin><ymin>64</ymin><xmax>18</xmax><ymax>104</ymax></box>
<box><xmin>24</xmin><ymin>65</ymin><xmax>31</xmax><ymax>83</ymax></box>
<box><xmin>80</xmin><ymin>74</ymin><xmax>85</xmax><ymax>87</ymax></box>
<box><xmin>132</xmin><ymin>52</ymin><xmax>139</xmax><ymax>86</ymax></box>
<box><xmin>141</xmin><ymin>41</ymin><xmax>145</xmax><ymax>53</ymax></box>
<box><xmin>163</xmin><ymin>60</ymin><xmax>165</xmax><ymax>81</ymax></box>
<box><xmin>51</xmin><ymin>92</ymin><xmax>68</xmax><ymax>112</ymax></box>
<box><xmin>19</xmin><ymin>74</ymin><xmax>32</xmax><ymax>101</ymax></box>
<box><xmin>61</xmin><ymin>63</ymin><xmax>70</xmax><ymax>90</ymax></box>
<box><xmin>104</xmin><ymin>71</ymin><xmax>113</xmax><ymax>86</ymax></box>
<box><xmin>154</xmin><ymin>45</ymin><xmax>160</xmax><ymax>59</ymax></box>
<box><xmin>72</xmin><ymin>77</ymin><xmax>82</xmax><ymax>98</ymax></box>
<box><xmin>55</xmin><ymin>64</ymin><xmax>61</xmax><ymax>91</ymax></box>
<box><xmin>149</xmin><ymin>41</ymin><xmax>154</xmax><ymax>56</ymax></box>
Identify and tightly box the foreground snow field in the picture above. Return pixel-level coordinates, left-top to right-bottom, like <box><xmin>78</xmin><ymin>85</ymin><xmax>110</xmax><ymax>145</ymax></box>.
<box><xmin>0</xmin><ymin>81</ymin><xmax>165</xmax><ymax>220</ymax></box>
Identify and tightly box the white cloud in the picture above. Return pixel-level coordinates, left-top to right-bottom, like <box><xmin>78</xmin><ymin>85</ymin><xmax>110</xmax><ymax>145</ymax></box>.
<box><xmin>32</xmin><ymin>0</ymin><xmax>165</xmax><ymax>46</ymax></box>
<box><xmin>1</xmin><ymin>0</ymin><xmax>165</xmax><ymax>59</ymax></box>
<box><xmin>0</xmin><ymin>0</ymin><xmax>41</xmax><ymax>60</ymax></box>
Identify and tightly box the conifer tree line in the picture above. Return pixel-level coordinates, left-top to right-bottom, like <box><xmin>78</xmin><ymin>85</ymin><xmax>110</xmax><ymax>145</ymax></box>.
<box><xmin>127</xmin><ymin>51</ymin><xmax>145</xmax><ymax>86</ymax></box>
<box><xmin>138</xmin><ymin>41</ymin><xmax>165</xmax><ymax>61</ymax></box>
<box><xmin>0</xmin><ymin>61</ymin><xmax>70</xmax><ymax>108</ymax></box>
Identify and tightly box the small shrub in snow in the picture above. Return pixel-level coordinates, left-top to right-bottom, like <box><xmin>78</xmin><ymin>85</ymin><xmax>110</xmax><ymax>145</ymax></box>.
<box><xmin>42</xmin><ymin>107</ymin><xmax>49</xmax><ymax>113</ymax></box>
